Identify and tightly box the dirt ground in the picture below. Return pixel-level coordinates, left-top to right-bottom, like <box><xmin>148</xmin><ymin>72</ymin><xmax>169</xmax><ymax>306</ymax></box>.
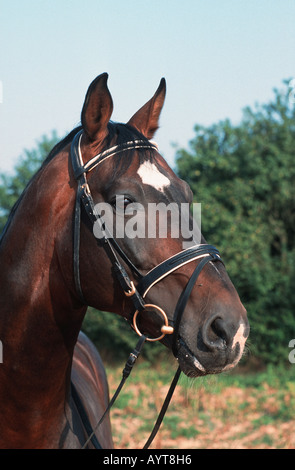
<box><xmin>107</xmin><ymin>371</ymin><xmax>295</xmax><ymax>449</ymax></box>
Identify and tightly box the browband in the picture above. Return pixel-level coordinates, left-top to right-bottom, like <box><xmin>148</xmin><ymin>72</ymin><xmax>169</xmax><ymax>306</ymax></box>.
<box><xmin>71</xmin><ymin>130</ymin><xmax>158</xmax><ymax>180</ymax></box>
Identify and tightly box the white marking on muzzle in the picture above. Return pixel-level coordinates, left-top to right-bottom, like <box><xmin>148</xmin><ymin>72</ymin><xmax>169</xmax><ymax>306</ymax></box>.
<box><xmin>222</xmin><ymin>323</ymin><xmax>247</xmax><ymax>372</ymax></box>
<box><xmin>232</xmin><ymin>323</ymin><xmax>246</xmax><ymax>350</ymax></box>
<box><xmin>193</xmin><ymin>356</ymin><xmax>206</xmax><ymax>372</ymax></box>
<box><xmin>137</xmin><ymin>161</ymin><xmax>170</xmax><ymax>192</ymax></box>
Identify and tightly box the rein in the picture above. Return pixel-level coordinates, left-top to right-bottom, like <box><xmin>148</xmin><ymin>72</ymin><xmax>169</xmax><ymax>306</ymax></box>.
<box><xmin>70</xmin><ymin>130</ymin><xmax>223</xmax><ymax>449</ymax></box>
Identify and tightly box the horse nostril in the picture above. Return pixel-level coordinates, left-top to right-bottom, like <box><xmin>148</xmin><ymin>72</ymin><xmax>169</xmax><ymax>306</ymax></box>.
<box><xmin>203</xmin><ymin>316</ymin><xmax>229</xmax><ymax>351</ymax></box>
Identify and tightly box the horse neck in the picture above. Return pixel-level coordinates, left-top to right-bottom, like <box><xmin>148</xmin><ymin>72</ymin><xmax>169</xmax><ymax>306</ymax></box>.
<box><xmin>0</xmin><ymin>150</ymin><xmax>86</xmax><ymax>446</ymax></box>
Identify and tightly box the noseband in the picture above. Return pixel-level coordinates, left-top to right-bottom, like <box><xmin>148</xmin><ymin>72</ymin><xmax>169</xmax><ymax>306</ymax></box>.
<box><xmin>70</xmin><ymin>129</ymin><xmax>223</xmax><ymax>448</ymax></box>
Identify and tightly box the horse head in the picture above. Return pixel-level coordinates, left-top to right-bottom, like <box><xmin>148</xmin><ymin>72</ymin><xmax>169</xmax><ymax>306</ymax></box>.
<box><xmin>66</xmin><ymin>73</ymin><xmax>249</xmax><ymax>378</ymax></box>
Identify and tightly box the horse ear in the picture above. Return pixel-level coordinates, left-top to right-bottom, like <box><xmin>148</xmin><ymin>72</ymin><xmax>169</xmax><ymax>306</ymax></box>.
<box><xmin>81</xmin><ymin>73</ymin><xmax>113</xmax><ymax>141</ymax></box>
<box><xmin>127</xmin><ymin>78</ymin><xmax>166</xmax><ymax>139</ymax></box>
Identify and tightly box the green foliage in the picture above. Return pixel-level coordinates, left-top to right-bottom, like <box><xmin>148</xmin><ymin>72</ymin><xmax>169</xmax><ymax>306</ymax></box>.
<box><xmin>176</xmin><ymin>80</ymin><xmax>295</xmax><ymax>365</ymax></box>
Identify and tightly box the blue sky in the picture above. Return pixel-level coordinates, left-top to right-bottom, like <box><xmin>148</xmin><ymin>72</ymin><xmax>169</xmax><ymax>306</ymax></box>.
<box><xmin>0</xmin><ymin>0</ymin><xmax>294</xmax><ymax>173</ymax></box>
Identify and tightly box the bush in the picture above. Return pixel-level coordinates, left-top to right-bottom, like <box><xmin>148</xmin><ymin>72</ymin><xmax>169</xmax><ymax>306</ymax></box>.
<box><xmin>176</xmin><ymin>81</ymin><xmax>295</xmax><ymax>365</ymax></box>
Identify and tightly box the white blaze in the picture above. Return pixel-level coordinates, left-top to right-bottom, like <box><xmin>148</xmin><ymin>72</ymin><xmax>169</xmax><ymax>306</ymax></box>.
<box><xmin>137</xmin><ymin>161</ymin><xmax>170</xmax><ymax>192</ymax></box>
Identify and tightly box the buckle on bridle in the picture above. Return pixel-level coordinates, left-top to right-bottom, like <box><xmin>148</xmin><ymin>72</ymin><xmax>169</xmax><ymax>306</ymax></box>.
<box><xmin>81</xmin><ymin>182</ymin><xmax>90</xmax><ymax>195</ymax></box>
<box><xmin>133</xmin><ymin>304</ymin><xmax>174</xmax><ymax>342</ymax></box>
<box><xmin>124</xmin><ymin>281</ymin><xmax>136</xmax><ymax>297</ymax></box>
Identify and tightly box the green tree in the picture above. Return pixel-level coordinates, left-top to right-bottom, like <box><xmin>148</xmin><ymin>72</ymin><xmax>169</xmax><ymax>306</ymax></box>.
<box><xmin>176</xmin><ymin>80</ymin><xmax>295</xmax><ymax>365</ymax></box>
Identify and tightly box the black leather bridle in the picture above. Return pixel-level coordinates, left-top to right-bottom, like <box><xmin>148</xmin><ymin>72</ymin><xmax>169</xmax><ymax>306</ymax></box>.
<box><xmin>70</xmin><ymin>129</ymin><xmax>223</xmax><ymax>448</ymax></box>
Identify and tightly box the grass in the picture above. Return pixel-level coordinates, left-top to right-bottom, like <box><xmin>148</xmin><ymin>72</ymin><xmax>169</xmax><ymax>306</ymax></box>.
<box><xmin>105</xmin><ymin>359</ymin><xmax>295</xmax><ymax>449</ymax></box>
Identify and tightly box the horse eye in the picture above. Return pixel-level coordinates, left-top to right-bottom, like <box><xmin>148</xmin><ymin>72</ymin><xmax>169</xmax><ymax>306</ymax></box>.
<box><xmin>123</xmin><ymin>197</ymin><xmax>132</xmax><ymax>208</ymax></box>
<box><xmin>112</xmin><ymin>195</ymin><xmax>133</xmax><ymax>213</ymax></box>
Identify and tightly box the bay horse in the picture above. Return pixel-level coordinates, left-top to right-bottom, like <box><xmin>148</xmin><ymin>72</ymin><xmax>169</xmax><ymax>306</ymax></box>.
<box><xmin>0</xmin><ymin>73</ymin><xmax>249</xmax><ymax>448</ymax></box>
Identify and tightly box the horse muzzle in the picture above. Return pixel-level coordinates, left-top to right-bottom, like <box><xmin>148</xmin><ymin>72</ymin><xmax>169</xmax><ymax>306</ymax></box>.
<box><xmin>176</xmin><ymin>315</ymin><xmax>250</xmax><ymax>377</ymax></box>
